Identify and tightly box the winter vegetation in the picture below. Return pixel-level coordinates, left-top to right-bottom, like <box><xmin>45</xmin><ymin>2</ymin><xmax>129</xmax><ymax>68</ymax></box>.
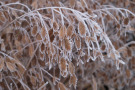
<box><xmin>0</xmin><ymin>0</ymin><xmax>135</xmax><ymax>90</ymax></box>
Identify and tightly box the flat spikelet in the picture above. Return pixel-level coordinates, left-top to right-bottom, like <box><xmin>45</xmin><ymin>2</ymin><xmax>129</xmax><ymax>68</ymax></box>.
<box><xmin>36</xmin><ymin>33</ymin><xmax>42</xmax><ymax>40</ymax></box>
<box><xmin>60</xmin><ymin>57</ymin><xmax>67</xmax><ymax>72</ymax></box>
<box><xmin>75</xmin><ymin>35</ymin><xmax>81</xmax><ymax>50</ymax></box>
<box><xmin>68</xmin><ymin>62</ymin><xmax>75</xmax><ymax>76</ymax></box>
<box><xmin>69</xmin><ymin>0</ymin><xmax>76</xmax><ymax>8</ymax></box>
<box><xmin>59</xmin><ymin>26</ymin><xmax>66</xmax><ymax>40</ymax></box>
<box><xmin>0</xmin><ymin>12</ymin><xmax>6</xmax><ymax>22</ymax></box>
<box><xmin>124</xmin><ymin>17</ymin><xmax>129</xmax><ymax>25</ymax></box>
<box><xmin>69</xmin><ymin>74</ymin><xmax>77</xmax><ymax>89</ymax></box>
<box><xmin>64</xmin><ymin>38</ymin><xmax>71</xmax><ymax>51</ymax></box>
<box><xmin>78</xmin><ymin>21</ymin><xmax>86</xmax><ymax>36</ymax></box>
<box><xmin>41</xmin><ymin>26</ymin><xmax>47</xmax><ymax>39</ymax></box>
<box><xmin>31</xmin><ymin>26</ymin><xmax>38</xmax><ymax>36</ymax></box>
<box><xmin>60</xmin><ymin>57</ymin><xmax>68</xmax><ymax>77</ymax></box>
<box><xmin>6</xmin><ymin>62</ymin><xmax>16</xmax><ymax>72</ymax></box>
<box><xmin>29</xmin><ymin>45</ymin><xmax>34</xmax><ymax>57</ymax></box>
<box><xmin>53</xmin><ymin>21</ymin><xmax>59</xmax><ymax>30</ymax></box>
<box><xmin>67</xmin><ymin>25</ymin><xmax>74</xmax><ymax>38</ymax></box>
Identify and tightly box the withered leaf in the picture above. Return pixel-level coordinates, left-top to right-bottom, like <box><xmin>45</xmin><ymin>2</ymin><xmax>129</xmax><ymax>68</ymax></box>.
<box><xmin>78</xmin><ymin>21</ymin><xmax>86</xmax><ymax>36</ymax></box>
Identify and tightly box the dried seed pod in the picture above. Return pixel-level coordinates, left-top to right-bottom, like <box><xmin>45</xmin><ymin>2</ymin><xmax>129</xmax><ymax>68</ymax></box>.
<box><xmin>16</xmin><ymin>63</ymin><xmax>25</xmax><ymax>75</ymax></box>
<box><xmin>59</xmin><ymin>26</ymin><xmax>66</xmax><ymax>40</ymax></box>
<box><xmin>78</xmin><ymin>21</ymin><xmax>86</xmax><ymax>36</ymax></box>
<box><xmin>36</xmin><ymin>33</ymin><xmax>42</xmax><ymax>40</ymax></box>
<box><xmin>15</xmin><ymin>40</ymin><xmax>22</xmax><ymax>52</ymax></box>
<box><xmin>22</xmin><ymin>34</ymin><xmax>30</xmax><ymax>44</ymax></box>
<box><xmin>126</xmin><ymin>69</ymin><xmax>131</xmax><ymax>78</ymax></box>
<box><xmin>106</xmin><ymin>14</ymin><xmax>111</xmax><ymax>21</ymax></box>
<box><xmin>81</xmin><ymin>0</ymin><xmax>86</xmax><ymax>8</ymax></box>
<box><xmin>60</xmin><ymin>57</ymin><xmax>67</xmax><ymax>72</ymax></box>
<box><xmin>53</xmin><ymin>21</ymin><xmax>59</xmax><ymax>30</ymax></box>
<box><xmin>124</xmin><ymin>17</ymin><xmax>129</xmax><ymax>25</ymax></box>
<box><xmin>30</xmin><ymin>76</ymin><xmax>36</xmax><ymax>86</ymax></box>
<box><xmin>101</xmin><ymin>44</ymin><xmax>106</xmax><ymax>51</ymax></box>
<box><xmin>31</xmin><ymin>0</ymin><xmax>38</xmax><ymax>9</ymax></box>
<box><xmin>69</xmin><ymin>74</ymin><xmax>77</xmax><ymax>89</ymax></box>
<box><xmin>64</xmin><ymin>38</ymin><xmax>71</xmax><ymax>51</ymax></box>
<box><xmin>21</xmin><ymin>20</ymin><xmax>29</xmax><ymax>28</ymax></box>
<box><xmin>40</xmin><ymin>43</ymin><xmax>45</xmax><ymax>53</ymax></box>
<box><xmin>50</xmin><ymin>43</ymin><xmax>55</xmax><ymax>55</ymax></box>
<box><xmin>39</xmin><ymin>51</ymin><xmax>44</xmax><ymax>61</ymax></box>
<box><xmin>31</xmin><ymin>26</ymin><xmax>38</xmax><ymax>36</ymax></box>
<box><xmin>67</xmin><ymin>25</ymin><xmax>74</xmax><ymax>38</ymax></box>
<box><xmin>116</xmin><ymin>24</ymin><xmax>120</xmax><ymax>29</ymax></box>
<box><xmin>41</xmin><ymin>26</ymin><xmax>47</xmax><ymax>39</ymax></box>
<box><xmin>38</xmin><ymin>59</ymin><xmax>45</xmax><ymax>67</ymax></box>
<box><xmin>49</xmin><ymin>29</ymin><xmax>55</xmax><ymax>42</ymax></box>
<box><xmin>29</xmin><ymin>45</ymin><xmax>34</xmax><ymax>57</ymax></box>
<box><xmin>69</xmin><ymin>0</ymin><xmax>76</xmax><ymax>8</ymax></box>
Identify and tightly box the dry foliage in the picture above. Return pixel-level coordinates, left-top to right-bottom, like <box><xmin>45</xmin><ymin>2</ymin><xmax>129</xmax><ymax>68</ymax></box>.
<box><xmin>0</xmin><ymin>0</ymin><xmax>135</xmax><ymax>90</ymax></box>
